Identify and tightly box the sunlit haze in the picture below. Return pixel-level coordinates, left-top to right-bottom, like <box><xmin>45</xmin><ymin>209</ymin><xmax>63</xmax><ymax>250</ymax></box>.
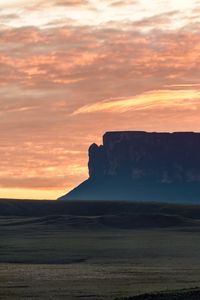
<box><xmin>0</xmin><ymin>0</ymin><xmax>200</xmax><ymax>199</ymax></box>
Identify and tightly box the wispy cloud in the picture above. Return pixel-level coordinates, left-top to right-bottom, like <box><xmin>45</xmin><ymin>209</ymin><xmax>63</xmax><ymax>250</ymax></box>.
<box><xmin>73</xmin><ymin>89</ymin><xmax>200</xmax><ymax>115</ymax></box>
<box><xmin>53</xmin><ymin>0</ymin><xmax>90</xmax><ymax>6</ymax></box>
<box><xmin>109</xmin><ymin>0</ymin><xmax>138</xmax><ymax>7</ymax></box>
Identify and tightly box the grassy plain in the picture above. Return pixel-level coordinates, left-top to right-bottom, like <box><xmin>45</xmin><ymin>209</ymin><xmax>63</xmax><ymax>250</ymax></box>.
<box><xmin>0</xmin><ymin>200</ymin><xmax>200</xmax><ymax>299</ymax></box>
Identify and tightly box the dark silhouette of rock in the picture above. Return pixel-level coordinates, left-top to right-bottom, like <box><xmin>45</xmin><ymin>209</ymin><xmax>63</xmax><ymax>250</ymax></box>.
<box><xmin>59</xmin><ymin>131</ymin><xmax>200</xmax><ymax>202</ymax></box>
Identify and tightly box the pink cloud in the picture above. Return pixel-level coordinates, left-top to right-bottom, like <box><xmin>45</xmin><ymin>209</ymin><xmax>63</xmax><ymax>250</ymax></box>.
<box><xmin>0</xmin><ymin>10</ymin><xmax>200</xmax><ymax>197</ymax></box>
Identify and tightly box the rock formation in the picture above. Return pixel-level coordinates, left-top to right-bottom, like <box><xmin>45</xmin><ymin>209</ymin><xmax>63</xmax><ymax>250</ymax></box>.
<box><xmin>59</xmin><ymin>131</ymin><xmax>200</xmax><ymax>203</ymax></box>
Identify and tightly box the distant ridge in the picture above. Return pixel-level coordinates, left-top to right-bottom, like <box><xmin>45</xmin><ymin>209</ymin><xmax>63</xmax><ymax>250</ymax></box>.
<box><xmin>0</xmin><ymin>199</ymin><xmax>200</xmax><ymax>229</ymax></box>
<box><xmin>59</xmin><ymin>131</ymin><xmax>200</xmax><ymax>203</ymax></box>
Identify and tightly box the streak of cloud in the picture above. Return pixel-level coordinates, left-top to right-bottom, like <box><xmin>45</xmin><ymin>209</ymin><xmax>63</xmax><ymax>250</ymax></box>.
<box><xmin>72</xmin><ymin>90</ymin><xmax>200</xmax><ymax>115</ymax></box>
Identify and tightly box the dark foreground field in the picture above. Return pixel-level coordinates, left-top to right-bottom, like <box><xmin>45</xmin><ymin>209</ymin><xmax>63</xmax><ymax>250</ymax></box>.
<box><xmin>0</xmin><ymin>199</ymin><xmax>200</xmax><ymax>299</ymax></box>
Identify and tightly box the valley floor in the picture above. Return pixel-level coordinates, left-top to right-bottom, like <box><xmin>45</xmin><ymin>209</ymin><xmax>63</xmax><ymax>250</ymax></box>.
<box><xmin>0</xmin><ymin>217</ymin><xmax>200</xmax><ymax>299</ymax></box>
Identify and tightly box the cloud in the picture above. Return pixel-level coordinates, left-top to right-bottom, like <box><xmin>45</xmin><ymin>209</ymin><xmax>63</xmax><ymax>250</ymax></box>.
<box><xmin>1</xmin><ymin>24</ymin><xmax>200</xmax><ymax>94</ymax></box>
<box><xmin>54</xmin><ymin>0</ymin><xmax>89</xmax><ymax>6</ymax></box>
<box><xmin>35</xmin><ymin>0</ymin><xmax>92</xmax><ymax>10</ymax></box>
<box><xmin>73</xmin><ymin>89</ymin><xmax>200</xmax><ymax>114</ymax></box>
<box><xmin>109</xmin><ymin>0</ymin><xmax>137</xmax><ymax>7</ymax></box>
<box><xmin>27</xmin><ymin>0</ymin><xmax>90</xmax><ymax>8</ymax></box>
<box><xmin>0</xmin><ymin>1</ymin><xmax>200</xmax><ymax>198</ymax></box>
<box><xmin>0</xmin><ymin>13</ymin><xmax>19</xmax><ymax>21</ymax></box>
<box><xmin>131</xmin><ymin>11</ymin><xmax>179</xmax><ymax>29</ymax></box>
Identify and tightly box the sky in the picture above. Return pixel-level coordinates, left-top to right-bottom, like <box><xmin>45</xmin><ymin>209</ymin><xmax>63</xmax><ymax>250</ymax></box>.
<box><xmin>0</xmin><ymin>0</ymin><xmax>200</xmax><ymax>200</ymax></box>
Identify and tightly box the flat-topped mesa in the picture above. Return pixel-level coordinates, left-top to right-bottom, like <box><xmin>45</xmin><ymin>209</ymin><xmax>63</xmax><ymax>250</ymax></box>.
<box><xmin>89</xmin><ymin>131</ymin><xmax>200</xmax><ymax>183</ymax></box>
<box><xmin>59</xmin><ymin>131</ymin><xmax>200</xmax><ymax>202</ymax></box>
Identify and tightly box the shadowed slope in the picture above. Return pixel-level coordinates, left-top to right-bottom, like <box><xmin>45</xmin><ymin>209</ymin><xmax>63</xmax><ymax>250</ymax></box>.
<box><xmin>0</xmin><ymin>199</ymin><xmax>200</xmax><ymax>229</ymax></box>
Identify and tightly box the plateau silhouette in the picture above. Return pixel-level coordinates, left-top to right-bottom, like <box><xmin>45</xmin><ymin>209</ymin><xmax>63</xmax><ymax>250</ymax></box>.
<box><xmin>59</xmin><ymin>131</ymin><xmax>200</xmax><ymax>202</ymax></box>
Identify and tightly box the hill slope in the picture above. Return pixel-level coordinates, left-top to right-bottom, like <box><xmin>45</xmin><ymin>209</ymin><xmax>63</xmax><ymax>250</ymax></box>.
<box><xmin>1</xmin><ymin>199</ymin><xmax>200</xmax><ymax>229</ymax></box>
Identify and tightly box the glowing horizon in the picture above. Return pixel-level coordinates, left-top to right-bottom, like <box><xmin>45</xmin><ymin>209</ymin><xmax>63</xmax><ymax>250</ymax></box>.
<box><xmin>1</xmin><ymin>0</ymin><xmax>200</xmax><ymax>200</ymax></box>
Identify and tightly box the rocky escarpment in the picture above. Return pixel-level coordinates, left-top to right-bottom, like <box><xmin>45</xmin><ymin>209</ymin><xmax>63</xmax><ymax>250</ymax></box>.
<box><xmin>59</xmin><ymin>131</ymin><xmax>200</xmax><ymax>202</ymax></box>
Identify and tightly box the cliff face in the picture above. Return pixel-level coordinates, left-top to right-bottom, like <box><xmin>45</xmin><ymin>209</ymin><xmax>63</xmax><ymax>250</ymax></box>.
<box><xmin>89</xmin><ymin>131</ymin><xmax>200</xmax><ymax>183</ymax></box>
<box><xmin>59</xmin><ymin>131</ymin><xmax>200</xmax><ymax>202</ymax></box>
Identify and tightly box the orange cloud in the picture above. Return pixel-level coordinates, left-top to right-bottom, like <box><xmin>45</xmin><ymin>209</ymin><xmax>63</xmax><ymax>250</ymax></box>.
<box><xmin>73</xmin><ymin>89</ymin><xmax>200</xmax><ymax>114</ymax></box>
<box><xmin>0</xmin><ymin>2</ymin><xmax>200</xmax><ymax>199</ymax></box>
